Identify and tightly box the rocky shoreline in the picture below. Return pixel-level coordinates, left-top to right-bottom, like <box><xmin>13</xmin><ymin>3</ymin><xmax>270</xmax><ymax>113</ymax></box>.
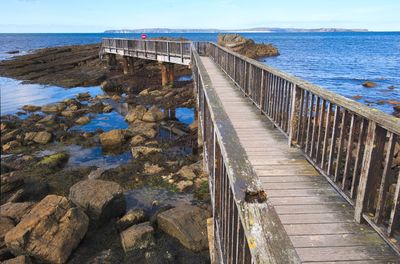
<box><xmin>0</xmin><ymin>44</ymin><xmax>210</xmax><ymax>263</ymax></box>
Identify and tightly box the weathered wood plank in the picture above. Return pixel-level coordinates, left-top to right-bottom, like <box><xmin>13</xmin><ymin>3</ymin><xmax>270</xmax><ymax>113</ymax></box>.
<box><xmin>284</xmin><ymin>223</ymin><xmax>374</xmax><ymax>236</ymax></box>
<box><xmin>290</xmin><ymin>233</ymin><xmax>387</xmax><ymax>247</ymax></box>
<box><xmin>275</xmin><ymin>203</ymin><xmax>350</xmax><ymax>214</ymax></box>
<box><xmin>279</xmin><ymin>212</ymin><xmax>353</xmax><ymax>224</ymax></box>
<box><xmin>296</xmin><ymin>246</ymin><xmax>397</xmax><ymax>262</ymax></box>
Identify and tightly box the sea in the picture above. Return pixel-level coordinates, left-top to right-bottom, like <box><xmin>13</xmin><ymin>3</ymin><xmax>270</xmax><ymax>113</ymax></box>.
<box><xmin>0</xmin><ymin>32</ymin><xmax>399</xmax><ymax>115</ymax></box>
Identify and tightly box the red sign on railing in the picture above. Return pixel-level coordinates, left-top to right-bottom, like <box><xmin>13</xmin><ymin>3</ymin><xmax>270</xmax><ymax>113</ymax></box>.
<box><xmin>141</xmin><ymin>34</ymin><xmax>147</xmax><ymax>40</ymax></box>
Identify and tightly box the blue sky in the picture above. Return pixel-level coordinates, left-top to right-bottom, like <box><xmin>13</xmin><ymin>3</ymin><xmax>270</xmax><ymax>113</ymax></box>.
<box><xmin>1</xmin><ymin>0</ymin><xmax>399</xmax><ymax>32</ymax></box>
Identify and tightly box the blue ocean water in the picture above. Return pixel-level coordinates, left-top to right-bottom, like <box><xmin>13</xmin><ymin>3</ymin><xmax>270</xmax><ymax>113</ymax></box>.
<box><xmin>0</xmin><ymin>32</ymin><xmax>399</xmax><ymax>115</ymax></box>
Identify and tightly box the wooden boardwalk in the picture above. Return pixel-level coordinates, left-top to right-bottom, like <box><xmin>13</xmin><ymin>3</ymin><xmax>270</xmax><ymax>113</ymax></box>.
<box><xmin>200</xmin><ymin>56</ymin><xmax>399</xmax><ymax>263</ymax></box>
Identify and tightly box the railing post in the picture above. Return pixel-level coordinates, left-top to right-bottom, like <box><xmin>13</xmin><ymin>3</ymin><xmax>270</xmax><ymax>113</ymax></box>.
<box><xmin>354</xmin><ymin>121</ymin><xmax>386</xmax><ymax>222</ymax></box>
<box><xmin>288</xmin><ymin>84</ymin><xmax>302</xmax><ymax>146</ymax></box>
<box><xmin>180</xmin><ymin>42</ymin><xmax>184</xmax><ymax>63</ymax></box>
<box><xmin>259</xmin><ymin>70</ymin><xmax>265</xmax><ymax>111</ymax></box>
<box><xmin>167</xmin><ymin>42</ymin><xmax>170</xmax><ymax>61</ymax></box>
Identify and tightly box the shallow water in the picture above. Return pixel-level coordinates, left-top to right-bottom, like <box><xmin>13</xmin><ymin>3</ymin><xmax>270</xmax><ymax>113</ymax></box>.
<box><xmin>35</xmin><ymin>144</ymin><xmax>132</xmax><ymax>169</ymax></box>
<box><xmin>124</xmin><ymin>187</ymin><xmax>193</xmax><ymax>215</ymax></box>
<box><xmin>0</xmin><ymin>77</ymin><xmax>103</xmax><ymax>115</ymax></box>
<box><xmin>69</xmin><ymin>111</ymin><xmax>129</xmax><ymax>133</ymax></box>
<box><xmin>175</xmin><ymin>107</ymin><xmax>195</xmax><ymax>126</ymax></box>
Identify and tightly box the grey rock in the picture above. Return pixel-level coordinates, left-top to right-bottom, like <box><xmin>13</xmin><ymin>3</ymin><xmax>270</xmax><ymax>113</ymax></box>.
<box><xmin>69</xmin><ymin>179</ymin><xmax>126</xmax><ymax>224</ymax></box>
<box><xmin>157</xmin><ymin>205</ymin><xmax>211</xmax><ymax>252</ymax></box>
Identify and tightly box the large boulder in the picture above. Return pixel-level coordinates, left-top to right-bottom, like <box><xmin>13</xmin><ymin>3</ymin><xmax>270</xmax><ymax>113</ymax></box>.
<box><xmin>69</xmin><ymin>179</ymin><xmax>126</xmax><ymax>224</ymax></box>
<box><xmin>0</xmin><ymin>202</ymin><xmax>36</xmax><ymax>222</ymax></box>
<box><xmin>125</xmin><ymin>105</ymin><xmax>147</xmax><ymax>123</ymax></box>
<box><xmin>157</xmin><ymin>205</ymin><xmax>211</xmax><ymax>252</ymax></box>
<box><xmin>120</xmin><ymin>222</ymin><xmax>154</xmax><ymax>253</ymax></box>
<box><xmin>99</xmin><ymin>129</ymin><xmax>127</xmax><ymax>148</ymax></box>
<box><xmin>4</xmin><ymin>195</ymin><xmax>89</xmax><ymax>264</ymax></box>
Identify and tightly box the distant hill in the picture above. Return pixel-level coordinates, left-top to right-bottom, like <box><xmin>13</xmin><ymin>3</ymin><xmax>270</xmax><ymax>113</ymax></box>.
<box><xmin>104</xmin><ymin>27</ymin><xmax>369</xmax><ymax>33</ymax></box>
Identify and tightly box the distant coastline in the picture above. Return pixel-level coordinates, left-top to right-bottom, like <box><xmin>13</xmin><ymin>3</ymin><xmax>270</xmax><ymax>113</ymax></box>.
<box><xmin>104</xmin><ymin>27</ymin><xmax>369</xmax><ymax>33</ymax></box>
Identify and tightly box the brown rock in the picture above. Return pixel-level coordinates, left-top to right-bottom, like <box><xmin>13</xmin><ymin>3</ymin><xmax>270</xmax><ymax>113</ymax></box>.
<box><xmin>125</xmin><ymin>105</ymin><xmax>147</xmax><ymax>123</ymax></box>
<box><xmin>142</xmin><ymin>106</ymin><xmax>164</xmax><ymax>122</ymax></box>
<box><xmin>157</xmin><ymin>205</ymin><xmax>211</xmax><ymax>252</ymax></box>
<box><xmin>131</xmin><ymin>146</ymin><xmax>161</xmax><ymax>158</ymax></box>
<box><xmin>41</xmin><ymin>103</ymin><xmax>66</xmax><ymax>113</ymax></box>
<box><xmin>362</xmin><ymin>81</ymin><xmax>377</xmax><ymax>88</ymax></box>
<box><xmin>0</xmin><ymin>172</ymin><xmax>24</xmax><ymax>193</ymax></box>
<box><xmin>178</xmin><ymin>165</ymin><xmax>196</xmax><ymax>180</ymax></box>
<box><xmin>103</xmin><ymin>105</ymin><xmax>113</xmax><ymax>113</ymax></box>
<box><xmin>143</xmin><ymin>163</ymin><xmax>163</xmax><ymax>175</ymax></box>
<box><xmin>76</xmin><ymin>92</ymin><xmax>90</xmax><ymax>101</ymax></box>
<box><xmin>1</xmin><ymin>255</ymin><xmax>31</xmax><ymax>264</ymax></box>
<box><xmin>22</xmin><ymin>105</ymin><xmax>41</xmax><ymax>112</ymax></box>
<box><xmin>129</xmin><ymin>120</ymin><xmax>158</xmax><ymax>138</ymax></box>
<box><xmin>23</xmin><ymin>132</ymin><xmax>37</xmax><ymax>141</ymax></box>
<box><xmin>4</xmin><ymin>195</ymin><xmax>89</xmax><ymax>264</ymax></box>
<box><xmin>218</xmin><ymin>34</ymin><xmax>279</xmax><ymax>59</ymax></box>
<box><xmin>75</xmin><ymin>116</ymin><xmax>90</xmax><ymax>125</ymax></box>
<box><xmin>116</xmin><ymin>209</ymin><xmax>146</xmax><ymax>231</ymax></box>
<box><xmin>176</xmin><ymin>180</ymin><xmax>193</xmax><ymax>192</ymax></box>
<box><xmin>120</xmin><ymin>222</ymin><xmax>154</xmax><ymax>253</ymax></box>
<box><xmin>99</xmin><ymin>129</ymin><xmax>126</xmax><ymax>148</ymax></box>
<box><xmin>38</xmin><ymin>115</ymin><xmax>56</xmax><ymax>124</ymax></box>
<box><xmin>1</xmin><ymin>129</ymin><xmax>19</xmax><ymax>144</ymax></box>
<box><xmin>32</xmin><ymin>131</ymin><xmax>52</xmax><ymax>144</ymax></box>
<box><xmin>0</xmin><ymin>216</ymin><xmax>15</xmax><ymax>247</ymax></box>
<box><xmin>2</xmin><ymin>141</ymin><xmax>21</xmax><ymax>152</ymax></box>
<box><xmin>61</xmin><ymin>110</ymin><xmax>76</xmax><ymax>118</ymax></box>
<box><xmin>130</xmin><ymin>135</ymin><xmax>146</xmax><ymax>146</ymax></box>
<box><xmin>69</xmin><ymin>179</ymin><xmax>126</xmax><ymax>224</ymax></box>
<box><xmin>0</xmin><ymin>202</ymin><xmax>35</xmax><ymax>222</ymax></box>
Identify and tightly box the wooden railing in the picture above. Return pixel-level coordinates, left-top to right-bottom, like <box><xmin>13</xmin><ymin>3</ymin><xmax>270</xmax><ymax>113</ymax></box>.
<box><xmin>101</xmin><ymin>38</ymin><xmax>192</xmax><ymax>65</ymax></box>
<box><xmin>207</xmin><ymin>42</ymin><xmax>400</xmax><ymax>252</ymax></box>
<box><xmin>191</xmin><ymin>44</ymin><xmax>300</xmax><ymax>263</ymax></box>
